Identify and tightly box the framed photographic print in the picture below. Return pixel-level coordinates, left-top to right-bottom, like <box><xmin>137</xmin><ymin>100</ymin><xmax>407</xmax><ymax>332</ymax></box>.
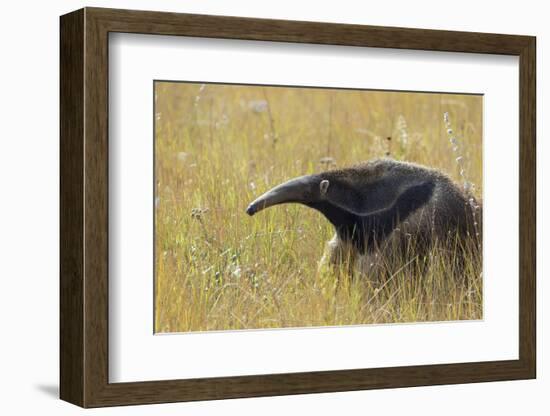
<box><xmin>60</xmin><ymin>7</ymin><xmax>536</xmax><ymax>407</ymax></box>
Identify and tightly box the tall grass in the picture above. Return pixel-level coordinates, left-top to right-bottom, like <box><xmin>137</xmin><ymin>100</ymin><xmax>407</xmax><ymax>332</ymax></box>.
<box><xmin>154</xmin><ymin>82</ymin><xmax>483</xmax><ymax>333</ymax></box>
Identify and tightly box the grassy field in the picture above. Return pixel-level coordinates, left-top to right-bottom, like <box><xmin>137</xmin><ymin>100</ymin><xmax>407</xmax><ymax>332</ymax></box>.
<box><xmin>154</xmin><ymin>82</ymin><xmax>483</xmax><ymax>333</ymax></box>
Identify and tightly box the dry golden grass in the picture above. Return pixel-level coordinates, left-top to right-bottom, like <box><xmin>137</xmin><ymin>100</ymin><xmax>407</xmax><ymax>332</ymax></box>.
<box><xmin>154</xmin><ymin>82</ymin><xmax>483</xmax><ymax>333</ymax></box>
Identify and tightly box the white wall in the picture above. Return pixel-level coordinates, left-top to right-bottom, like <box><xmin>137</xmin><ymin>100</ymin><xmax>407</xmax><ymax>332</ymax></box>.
<box><xmin>0</xmin><ymin>0</ymin><xmax>545</xmax><ymax>414</ymax></box>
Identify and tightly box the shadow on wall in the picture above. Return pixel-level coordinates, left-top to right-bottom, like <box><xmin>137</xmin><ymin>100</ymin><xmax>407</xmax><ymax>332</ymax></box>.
<box><xmin>34</xmin><ymin>384</ymin><xmax>58</xmax><ymax>399</ymax></box>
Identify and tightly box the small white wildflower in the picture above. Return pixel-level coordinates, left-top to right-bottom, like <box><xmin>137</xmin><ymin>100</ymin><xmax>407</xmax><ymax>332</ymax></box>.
<box><xmin>248</xmin><ymin>100</ymin><xmax>268</xmax><ymax>113</ymax></box>
<box><xmin>191</xmin><ymin>207</ymin><xmax>209</xmax><ymax>219</ymax></box>
<box><xmin>455</xmin><ymin>156</ymin><xmax>463</xmax><ymax>163</ymax></box>
<box><xmin>193</xmin><ymin>85</ymin><xmax>207</xmax><ymax>107</ymax></box>
<box><xmin>232</xmin><ymin>266</ymin><xmax>242</xmax><ymax>278</ymax></box>
<box><xmin>319</xmin><ymin>157</ymin><xmax>336</xmax><ymax>168</ymax></box>
<box><xmin>397</xmin><ymin>115</ymin><xmax>409</xmax><ymax>146</ymax></box>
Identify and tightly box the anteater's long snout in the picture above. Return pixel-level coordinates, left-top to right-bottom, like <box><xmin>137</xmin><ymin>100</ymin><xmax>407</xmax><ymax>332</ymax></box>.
<box><xmin>246</xmin><ymin>203</ymin><xmax>260</xmax><ymax>216</ymax></box>
<box><xmin>246</xmin><ymin>175</ymin><xmax>317</xmax><ymax>216</ymax></box>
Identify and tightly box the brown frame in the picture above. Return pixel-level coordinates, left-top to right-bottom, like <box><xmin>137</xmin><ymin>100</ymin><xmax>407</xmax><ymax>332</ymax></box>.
<box><xmin>60</xmin><ymin>7</ymin><xmax>536</xmax><ymax>408</ymax></box>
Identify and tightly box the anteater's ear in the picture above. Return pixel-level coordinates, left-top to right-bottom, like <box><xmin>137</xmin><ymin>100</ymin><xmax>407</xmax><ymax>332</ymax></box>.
<box><xmin>325</xmin><ymin>178</ymin><xmax>435</xmax><ymax>217</ymax></box>
<box><xmin>319</xmin><ymin>179</ymin><xmax>330</xmax><ymax>195</ymax></box>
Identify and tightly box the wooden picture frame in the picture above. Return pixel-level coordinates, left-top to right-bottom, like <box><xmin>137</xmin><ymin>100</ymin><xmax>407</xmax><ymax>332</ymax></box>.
<box><xmin>60</xmin><ymin>7</ymin><xmax>536</xmax><ymax>408</ymax></box>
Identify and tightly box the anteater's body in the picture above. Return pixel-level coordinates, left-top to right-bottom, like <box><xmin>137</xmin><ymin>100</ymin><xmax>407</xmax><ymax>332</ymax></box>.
<box><xmin>247</xmin><ymin>159</ymin><xmax>481</xmax><ymax>276</ymax></box>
